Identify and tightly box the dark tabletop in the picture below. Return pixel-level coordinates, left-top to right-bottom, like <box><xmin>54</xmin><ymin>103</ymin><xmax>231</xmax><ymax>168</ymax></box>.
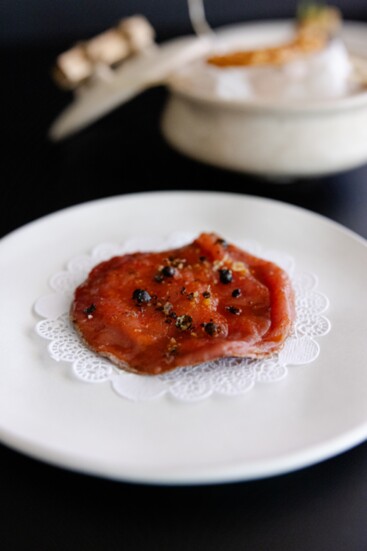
<box><xmin>2</xmin><ymin>40</ymin><xmax>367</xmax><ymax>551</ymax></box>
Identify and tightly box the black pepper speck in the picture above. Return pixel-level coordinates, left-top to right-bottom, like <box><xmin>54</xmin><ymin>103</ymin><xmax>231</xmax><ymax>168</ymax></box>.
<box><xmin>132</xmin><ymin>289</ymin><xmax>151</xmax><ymax>304</ymax></box>
<box><xmin>203</xmin><ymin>321</ymin><xmax>220</xmax><ymax>336</ymax></box>
<box><xmin>162</xmin><ymin>266</ymin><xmax>176</xmax><ymax>278</ymax></box>
<box><xmin>175</xmin><ymin>315</ymin><xmax>193</xmax><ymax>331</ymax></box>
<box><xmin>219</xmin><ymin>268</ymin><xmax>233</xmax><ymax>284</ymax></box>
<box><xmin>84</xmin><ymin>304</ymin><xmax>96</xmax><ymax>315</ymax></box>
<box><xmin>226</xmin><ymin>306</ymin><xmax>242</xmax><ymax>315</ymax></box>
<box><xmin>216</xmin><ymin>238</ymin><xmax>228</xmax><ymax>248</ymax></box>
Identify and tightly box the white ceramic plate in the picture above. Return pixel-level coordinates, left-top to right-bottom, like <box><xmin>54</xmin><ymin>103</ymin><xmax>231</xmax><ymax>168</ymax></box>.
<box><xmin>0</xmin><ymin>191</ymin><xmax>366</xmax><ymax>484</ymax></box>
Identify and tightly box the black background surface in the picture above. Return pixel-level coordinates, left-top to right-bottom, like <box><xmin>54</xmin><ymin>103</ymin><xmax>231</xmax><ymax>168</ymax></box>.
<box><xmin>2</xmin><ymin>1</ymin><xmax>367</xmax><ymax>549</ymax></box>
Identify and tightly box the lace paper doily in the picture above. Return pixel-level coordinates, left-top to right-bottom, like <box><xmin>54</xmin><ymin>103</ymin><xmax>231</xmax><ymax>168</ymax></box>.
<box><xmin>34</xmin><ymin>232</ymin><xmax>330</xmax><ymax>402</ymax></box>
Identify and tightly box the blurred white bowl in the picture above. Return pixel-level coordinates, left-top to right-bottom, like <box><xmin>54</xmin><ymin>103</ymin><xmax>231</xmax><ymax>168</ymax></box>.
<box><xmin>161</xmin><ymin>21</ymin><xmax>367</xmax><ymax>178</ymax></box>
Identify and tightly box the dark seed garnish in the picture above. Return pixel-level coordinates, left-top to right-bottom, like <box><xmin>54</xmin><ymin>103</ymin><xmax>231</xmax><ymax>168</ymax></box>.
<box><xmin>216</xmin><ymin>238</ymin><xmax>228</xmax><ymax>248</ymax></box>
<box><xmin>175</xmin><ymin>314</ymin><xmax>193</xmax><ymax>331</ymax></box>
<box><xmin>202</xmin><ymin>291</ymin><xmax>211</xmax><ymax>299</ymax></box>
<box><xmin>167</xmin><ymin>346</ymin><xmax>178</xmax><ymax>356</ymax></box>
<box><xmin>225</xmin><ymin>306</ymin><xmax>242</xmax><ymax>315</ymax></box>
<box><xmin>162</xmin><ymin>266</ymin><xmax>176</xmax><ymax>278</ymax></box>
<box><xmin>232</xmin><ymin>288</ymin><xmax>241</xmax><ymax>298</ymax></box>
<box><xmin>219</xmin><ymin>268</ymin><xmax>233</xmax><ymax>284</ymax></box>
<box><xmin>132</xmin><ymin>289</ymin><xmax>151</xmax><ymax>304</ymax></box>
<box><xmin>180</xmin><ymin>286</ymin><xmax>186</xmax><ymax>295</ymax></box>
<box><xmin>199</xmin><ymin>256</ymin><xmax>207</xmax><ymax>262</ymax></box>
<box><xmin>169</xmin><ymin>311</ymin><xmax>177</xmax><ymax>319</ymax></box>
<box><xmin>84</xmin><ymin>303</ymin><xmax>96</xmax><ymax>315</ymax></box>
<box><xmin>154</xmin><ymin>273</ymin><xmax>164</xmax><ymax>283</ymax></box>
<box><xmin>203</xmin><ymin>321</ymin><xmax>220</xmax><ymax>336</ymax></box>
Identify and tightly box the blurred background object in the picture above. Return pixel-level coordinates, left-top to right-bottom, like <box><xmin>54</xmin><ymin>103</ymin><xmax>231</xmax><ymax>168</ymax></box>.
<box><xmin>2</xmin><ymin>0</ymin><xmax>367</xmax><ymax>46</ymax></box>
<box><xmin>53</xmin><ymin>15</ymin><xmax>156</xmax><ymax>90</ymax></box>
<box><xmin>2</xmin><ymin>0</ymin><xmax>367</xmax><ymax>235</ymax></box>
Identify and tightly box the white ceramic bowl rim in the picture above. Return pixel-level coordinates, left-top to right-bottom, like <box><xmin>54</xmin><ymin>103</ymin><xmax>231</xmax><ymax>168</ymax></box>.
<box><xmin>167</xmin><ymin>84</ymin><xmax>367</xmax><ymax>114</ymax></box>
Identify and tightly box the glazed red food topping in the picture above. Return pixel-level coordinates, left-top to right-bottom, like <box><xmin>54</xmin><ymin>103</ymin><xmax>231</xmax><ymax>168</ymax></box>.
<box><xmin>71</xmin><ymin>233</ymin><xmax>295</xmax><ymax>375</ymax></box>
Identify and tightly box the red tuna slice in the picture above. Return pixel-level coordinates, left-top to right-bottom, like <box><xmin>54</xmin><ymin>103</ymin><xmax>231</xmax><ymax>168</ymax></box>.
<box><xmin>71</xmin><ymin>233</ymin><xmax>295</xmax><ymax>375</ymax></box>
